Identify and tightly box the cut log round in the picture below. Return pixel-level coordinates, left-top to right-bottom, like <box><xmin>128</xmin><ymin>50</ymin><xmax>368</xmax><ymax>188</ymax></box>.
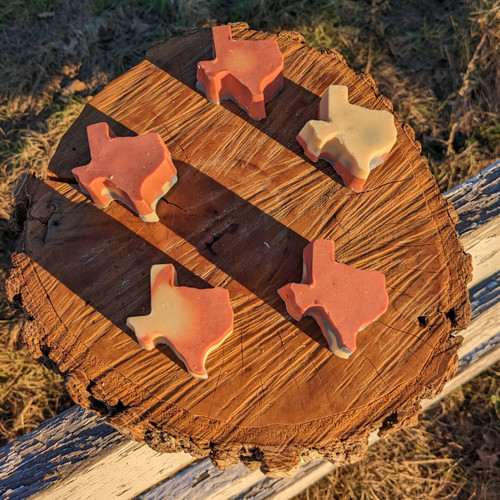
<box><xmin>6</xmin><ymin>23</ymin><xmax>472</xmax><ymax>476</ymax></box>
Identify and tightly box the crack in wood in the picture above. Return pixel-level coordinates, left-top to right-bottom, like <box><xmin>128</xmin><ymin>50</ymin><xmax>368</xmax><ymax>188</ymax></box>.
<box><xmin>385</xmin><ymin>284</ymin><xmax>415</xmax><ymax>299</ymax></box>
<box><xmin>161</xmin><ymin>199</ymin><xmax>191</xmax><ymax>214</ymax></box>
<box><xmin>45</xmin><ymin>173</ymin><xmax>79</xmax><ymax>184</ymax></box>
<box><xmin>303</xmin><ymin>348</ymin><xmax>335</xmax><ymax>415</ymax></box>
<box><xmin>360</xmin><ymin>354</ymin><xmax>389</xmax><ymax>389</ymax></box>
<box><xmin>275</xmin><ymin>326</ymin><xmax>307</xmax><ymax>419</ymax></box>
<box><xmin>208</xmin><ymin>344</ymin><xmax>225</xmax><ymax>420</ymax></box>
<box><xmin>376</xmin><ymin>320</ymin><xmax>434</xmax><ymax>350</ymax></box>
<box><xmin>204</xmin><ymin>223</ymin><xmax>239</xmax><ymax>256</ymax></box>
<box><xmin>398</xmin><ymin>267</ymin><xmax>438</xmax><ymax>274</ymax></box>
<box><xmin>154</xmin><ymin>112</ymin><xmax>190</xmax><ymax>164</ymax></box>
<box><xmin>344</xmin><ymin>177</ymin><xmax>412</xmax><ymax>195</ymax></box>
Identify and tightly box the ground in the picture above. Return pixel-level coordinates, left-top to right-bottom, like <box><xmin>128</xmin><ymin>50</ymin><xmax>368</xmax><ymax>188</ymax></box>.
<box><xmin>0</xmin><ymin>1</ymin><xmax>499</xmax><ymax>498</ymax></box>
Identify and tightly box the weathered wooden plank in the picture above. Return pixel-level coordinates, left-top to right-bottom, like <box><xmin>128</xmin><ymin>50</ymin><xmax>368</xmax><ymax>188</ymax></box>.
<box><xmin>0</xmin><ymin>406</ymin><xmax>195</xmax><ymax>500</ymax></box>
<box><xmin>137</xmin><ymin>459</ymin><xmax>258</xmax><ymax>500</ymax></box>
<box><xmin>0</xmin><ymin>407</ymin><xmax>122</xmax><ymax>498</ymax></box>
<box><xmin>2</xmin><ymin>161</ymin><xmax>497</xmax><ymax>500</ymax></box>
<box><xmin>137</xmin><ymin>458</ymin><xmax>333</xmax><ymax>500</ymax></box>
<box><xmin>446</xmin><ymin>160</ymin><xmax>500</xmax><ymax>237</ymax></box>
<box><xmin>444</xmin><ymin>158</ymin><xmax>500</xmax><ymax>391</ymax></box>
<box><xmin>34</xmin><ymin>445</ymin><xmax>194</xmax><ymax>500</ymax></box>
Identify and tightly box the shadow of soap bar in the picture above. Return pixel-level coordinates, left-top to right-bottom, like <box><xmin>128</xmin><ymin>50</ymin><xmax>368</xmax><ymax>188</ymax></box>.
<box><xmin>72</xmin><ymin>122</ymin><xmax>177</xmax><ymax>222</ymax></box>
<box><xmin>196</xmin><ymin>25</ymin><xmax>284</xmax><ymax>120</ymax></box>
<box><xmin>297</xmin><ymin>85</ymin><xmax>397</xmax><ymax>192</ymax></box>
<box><xmin>278</xmin><ymin>239</ymin><xmax>388</xmax><ymax>359</ymax></box>
<box><xmin>127</xmin><ymin>264</ymin><xmax>234</xmax><ymax>380</ymax></box>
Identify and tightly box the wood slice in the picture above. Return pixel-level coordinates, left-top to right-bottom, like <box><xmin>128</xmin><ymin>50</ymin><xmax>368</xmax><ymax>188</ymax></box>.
<box><xmin>6</xmin><ymin>23</ymin><xmax>472</xmax><ymax>476</ymax></box>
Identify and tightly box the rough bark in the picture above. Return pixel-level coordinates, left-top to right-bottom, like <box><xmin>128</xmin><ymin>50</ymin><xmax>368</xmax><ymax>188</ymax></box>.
<box><xmin>6</xmin><ymin>23</ymin><xmax>471</xmax><ymax>475</ymax></box>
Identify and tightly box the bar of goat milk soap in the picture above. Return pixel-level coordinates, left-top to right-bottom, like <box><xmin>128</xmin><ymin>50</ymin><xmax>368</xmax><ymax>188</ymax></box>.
<box><xmin>278</xmin><ymin>239</ymin><xmax>388</xmax><ymax>359</ymax></box>
<box><xmin>72</xmin><ymin>122</ymin><xmax>177</xmax><ymax>222</ymax></box>
<box><xmin>127</xmin><ymin>264</ymin><xmax>234</xmax><ymax>380</ymax></box>
<box><xmin>297</xmin><ymin>85</ymin><xmax>397</xmax><ymax>192</ymax></box>
<box><xmin>197</xmin><ymin>25</ymin><xmax>283</xmax><ymax>120</ymax></box>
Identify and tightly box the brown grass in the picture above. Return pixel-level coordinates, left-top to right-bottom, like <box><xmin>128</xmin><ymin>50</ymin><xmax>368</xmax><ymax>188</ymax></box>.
<box><xmin>295</xmin><ymin>363</ymin><xmax>500</xmax><ymax>499</ymax></box>
<box><xmin>0</xmin><ymin>0</ymin><xmax>498</xmax><ymax>494</ymax></box>
<box><xmin>0</xmin><ymin>321</ymin><xmax>73</xmax><ymax>445</ymax></box>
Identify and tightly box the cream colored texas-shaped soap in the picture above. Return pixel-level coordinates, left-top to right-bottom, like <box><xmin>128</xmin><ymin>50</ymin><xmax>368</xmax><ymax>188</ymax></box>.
<box><xmin>127</xmin><ymin>264</ymin><xmax>233</xmax><ymax>380</ymax></box>
<box><xmin>297</xmin><ymin>85</ymin><xmax>397</xmax><ymax>192</ymax></box>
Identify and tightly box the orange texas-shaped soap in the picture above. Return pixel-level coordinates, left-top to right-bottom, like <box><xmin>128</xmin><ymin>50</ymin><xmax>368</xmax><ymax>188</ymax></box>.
<box><xmin>196</xmin><ymin>25</ymin><xmax>284</xmax><ymax>120</ymax></box>
<box><xmin>278</xmin><ymin>239</ymin><xmax>388</xmax><ymax>359</ymax></box>
<box><xmin>296</xmin><ymin>85</ymin><xmax>397</xmax><ymax>192</ymax></box>
<box><xmin>72</xmin><ymin>122</ymin><xmax>177</xmax><ymax>222</ymax></box>
<box><xmin>127</xmin><ymin>264</ymin><xmax>234</xmax><ymax>380</ymax></box>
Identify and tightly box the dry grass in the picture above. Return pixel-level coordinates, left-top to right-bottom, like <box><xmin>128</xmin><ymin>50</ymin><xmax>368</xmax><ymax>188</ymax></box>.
<box><xmin>0</xmin><ymin>0</ymin><xmax>498</xmax><ymax>494</ymax></box>
<box><xmin>0</xmin><ymin>322</ymin><xmax>73</xmax><ymax>446</ymax></box>
<box><xmin>296</xmin><ymin>363</ymin><xmax>500</xmax><ymax>499</ymax></box>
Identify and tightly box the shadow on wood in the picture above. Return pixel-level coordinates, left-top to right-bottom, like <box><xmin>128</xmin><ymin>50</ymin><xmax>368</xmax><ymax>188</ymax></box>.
<box><xmin>5</xmin><ymin>25</ymin><xmax>472</xmax><ymax>476</ymax></box>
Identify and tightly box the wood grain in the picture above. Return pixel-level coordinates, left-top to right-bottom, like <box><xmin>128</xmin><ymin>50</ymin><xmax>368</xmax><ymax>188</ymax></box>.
<box><xmin>3</xmin><ymin>160</ymin><xmax>497</xmax><ymax>499</ymax></box>
<box><xmin>0</xmin><ymin>405</ymin><xmax>194</xmax><ymax>500</ymax></box>
<box><xmin>6</xmin><ymin>23</ymin><xmax>471</xmax><ymax>475</ymax></box>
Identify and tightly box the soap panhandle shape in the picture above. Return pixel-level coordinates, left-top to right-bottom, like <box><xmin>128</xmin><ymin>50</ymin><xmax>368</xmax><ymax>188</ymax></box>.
<box><xmin>127</xmin><ymin>264</ymin><xmax>234</xmax><ymax>380</ymax></box>
<box><xmin>72</xmin><ymin>122</ymin><xmax>177</xmax><ymax>222</ymax></box>
<box><xmin>197</xmin><ymin>25</ymin><xmax>284</xmax><ymax>120</ymax></box>
<box><xmin>278</xmin><ymin>239</ymin><xmax>388</xmax><ymax>358</ymax></box>
<box><xmin>297</xmin><ymin>85</ymin><xmax>397</xmax><ymax>192</ymax></box>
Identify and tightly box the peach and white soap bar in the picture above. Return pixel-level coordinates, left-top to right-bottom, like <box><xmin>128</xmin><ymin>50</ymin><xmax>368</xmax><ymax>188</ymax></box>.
<box><xmin>297</xmin><ymin>85</ymin><xmax>397</xmax><ymax>192</ymax></box>
<box><xmin>127</xmin><ymin>264</ymin><xmax>234</xmax><ymax>380</ymax></box>
<box><xmin>278</xmin><ymin>239</ymin><xmax>388</xmax><ymax>358</ymax></box>
<box><xmin>197</xmin><ymin>25</ymin><xmax>284</xmax><ymax>120</ymax></box>
<box><xmin>72</xmin><ymin>122</ymin><xmax>177</xmax><ymax>222</ymax></box>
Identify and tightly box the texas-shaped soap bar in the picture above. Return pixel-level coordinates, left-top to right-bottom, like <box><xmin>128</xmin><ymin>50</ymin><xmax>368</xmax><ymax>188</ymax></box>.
<box><xmin>127</xmin><ymin>264</ymin><xmax>234</xmax><ymax>380</ymax></box>
<box><xmin>297</xmin><ymin>85</ymin><xmax>397</xmax><ymax>192</ymax></box>
<box><xmin>72</xmin><ymin>122</ymin><xmax>177</xmax><ymax>222</ymax></box>
<box><xmin>278</xmin><ymin>239</ymin><xmax>388</xmax><ymax>358</ymax></box>
<box><xmin>197</xmin><ymin>25</ymin><xmax>284</xmax><ymax>120</ymax></box>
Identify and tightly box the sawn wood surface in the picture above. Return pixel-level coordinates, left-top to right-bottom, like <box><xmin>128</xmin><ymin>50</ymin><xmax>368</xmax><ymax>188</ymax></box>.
<box><xmin>6</xmin><ymin>23</ymin><xmax>472</xmax><ymax>475</ymax></box>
